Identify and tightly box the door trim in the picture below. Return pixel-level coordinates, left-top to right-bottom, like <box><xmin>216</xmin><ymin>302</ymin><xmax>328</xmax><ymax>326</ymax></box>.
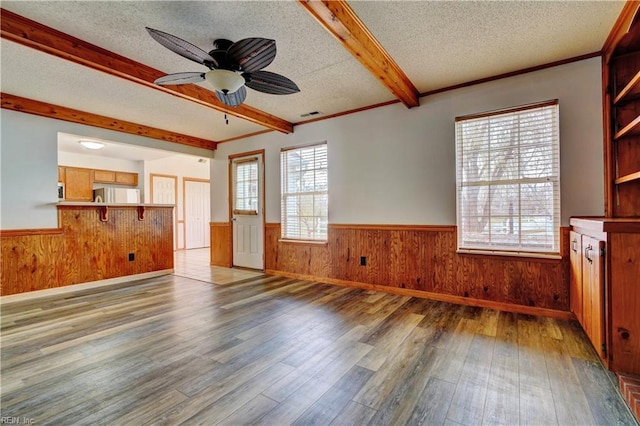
<box><xmin>150</xmin><ymin>173</ymin><xmax>178</xmax><ymax>250</ymax></box>
<box><xmin>228</xmin><ymin>149</ymin><xmax>265</xmax><ymax>270</ymax></box>
<box><xmin>183</xmin><ymin>177</ymin><xmax>210</xmax><ymax>250</ymax></box>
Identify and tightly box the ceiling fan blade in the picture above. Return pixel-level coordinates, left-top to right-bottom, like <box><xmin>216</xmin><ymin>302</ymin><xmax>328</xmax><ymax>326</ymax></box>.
<box><xmin>154</xmin><ymin>72</ymin><xmax>206</xmax><ymax>85</ymax></box>
<box><xmin>215</xmin><ymin>86</ymin><xmax>247</xmax><ymax>108</ymax></box>
<box><xmin>146</xmin><ymin>27</ymin><xmax>218</xmax><ymax>68</ymax></box>
<box><xmin>244</xmin><ymin>71</ymin><xmax>300</xmax><ymax>95</ymax></box>
<box><xmin>227</xmin><ymin>38</ymin><xmax>276</xmax><ymax>73</ymax></box>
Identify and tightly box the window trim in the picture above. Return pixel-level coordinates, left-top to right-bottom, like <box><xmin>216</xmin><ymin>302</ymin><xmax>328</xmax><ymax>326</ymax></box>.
<box><xmin>455</xmin><ymin>99</ymin><xmax>560</xmax><ymax>257</ymax></box>
<box><xmin>280</xmin><ymin>141</ymin><xmax>328</xmax><ymax>242</ymax></box>
<box><xmin>455</xmin><ymin>99</ymin><xmax>559</xmax><ymax>122</ymax></box>
<box><xmin>232</xmin><ymin>156</ymin><xmax>259</xmax><ymax>215</ymax></box>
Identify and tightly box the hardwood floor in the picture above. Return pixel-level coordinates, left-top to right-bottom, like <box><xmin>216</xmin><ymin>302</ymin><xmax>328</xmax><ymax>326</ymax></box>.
<box><xmin>1</xmin><ymin>249</ymin><xmax>636</xmax><ymax>425</ymax></box>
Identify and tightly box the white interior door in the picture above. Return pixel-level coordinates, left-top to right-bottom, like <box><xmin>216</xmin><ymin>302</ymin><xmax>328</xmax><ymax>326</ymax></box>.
<box><xmin>151</xmin><ymin>175</ymin><xmax>177</xmax><ymax>250</ymax></box>
<box><xmin>232</xmin><ymin>154</ymin><xmax>264</xmax><ymax>270</ymax></box>
<box><xmin>185</xmin><ymin>179</ymin><xmax>210</xmax><ymax>249</ymax></box>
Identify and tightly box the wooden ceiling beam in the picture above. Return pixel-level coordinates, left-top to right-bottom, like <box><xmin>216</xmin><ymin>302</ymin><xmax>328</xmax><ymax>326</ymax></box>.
<box><xmin>298</xmin><ymin>0</ymin><xmax>419</xmax><ymax>108</ymax></box>
<box><xmin>0</xmin><ymin>9</ymin><xmax>294</xmax><ymax>134</ymax></box>
<box><xmin>1</xmin><ymin>93</ymin><xmax>218</xmax><ymax>150</ymax></box>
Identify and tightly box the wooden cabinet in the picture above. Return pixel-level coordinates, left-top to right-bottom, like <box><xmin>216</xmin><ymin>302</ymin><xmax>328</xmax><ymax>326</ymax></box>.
<box><xmin>64</xmin><ymin>167</ymin><xmax>93</xmax><ymax>201</ymax></box>
<box><xmin>569</xmin><ymin>231</ymin><xmax>584</xmax><ymax>325</ymax></box>
<box><xmin>570</xmin><ymin>229</ymin><xmax>606</xmax><ymax>362</ymax></box>
<box><xmin>93</xmin><ymin>169</ymin><xmax>116</xmax><ymax>183</ymax></box>
<box><xmin>570</xmin><ymin>218</ymin><xmax>640</xmax><ymax>375</ymax></box>
<box><xmin>115</xmin><ymin>171</ymin><xmax>138</xmax><ymax>186</ymax></box>
<box><xmin>92</xmin><ymin>169</ymin><xmax>138</xmax><ymax>186</ymax></box>
<box><xmin>59</xmin><ymin>166</ymin><xmax>139</xmax><ymax>201</ymax></box>
<box><xmin>581</xmin><ymin>235</ymin><xmax>606</xmax><ymax>362</ymax></box>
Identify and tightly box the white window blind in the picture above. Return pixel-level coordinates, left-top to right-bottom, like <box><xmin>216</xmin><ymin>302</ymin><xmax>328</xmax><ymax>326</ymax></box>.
<box><xmin>281</xmin><ymin>143</ymin><xmax>328</xmax><ymax>241</ymax></box>
<box><xmin>234</xmin><ymin>158</ymin><xmax>258</xmax><ymax>214</ymax></box>
<box><xmin>455</xmin><ymin>100</ymin><xmax>560</xmax><ymax>255</ymax></box>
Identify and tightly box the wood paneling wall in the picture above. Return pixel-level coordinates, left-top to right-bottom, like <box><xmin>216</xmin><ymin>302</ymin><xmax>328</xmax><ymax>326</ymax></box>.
<box><xmin>0</xmin><ymin>229</ymin><xmax>65</xmax><ymax>295</ymax></box>
<box><xmin>210</xmin><ymin>222</ymin><xmax>232</xmax><ymax>267</ymax></box>
<box><xmin>265</xmin><ymin>223</ymin><xmax>570</xmax><ymax>312</ymax></box>
<box><xmin>1</xmin><ymin>206</ymin><xmax>173</xmax><ymax>296</ymax></box>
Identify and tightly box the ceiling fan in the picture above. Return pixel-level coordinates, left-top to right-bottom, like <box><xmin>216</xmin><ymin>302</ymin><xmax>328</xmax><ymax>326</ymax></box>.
<box><xmin>146</xmin><ymin>28</ymin><xmax>300</xmax><ymax>108</ymax></box>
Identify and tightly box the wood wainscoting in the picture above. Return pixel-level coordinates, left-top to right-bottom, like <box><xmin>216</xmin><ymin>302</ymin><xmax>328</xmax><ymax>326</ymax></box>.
<box><xmin>210</xmin><ymin>222</ymin><xmax>232</xmax><ymax>267</ymax></box>
<box><xmin>0</xmin><ymin>229</ymin><xmax>65</xmax><ymax>295</ymax></box>
<box><xmin>1</xmin><ymin>205</ymin><xmax>174</xmax><ymax>296</ymax></box>
<box><xmin>265</xmin><ymin>223</ymin><xmax>571</xmax><ymax>316</ymax></box>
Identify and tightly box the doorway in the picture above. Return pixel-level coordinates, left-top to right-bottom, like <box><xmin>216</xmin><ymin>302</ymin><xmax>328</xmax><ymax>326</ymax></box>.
<box><xmin>230</xmin><ymin>151</ymin><xmax>264</xmax><ymax>270</ymax></box>
<box><xmin>184</xmin><ymin>178</ymin><xmax>210</xmax><ymax>249</ymax></box>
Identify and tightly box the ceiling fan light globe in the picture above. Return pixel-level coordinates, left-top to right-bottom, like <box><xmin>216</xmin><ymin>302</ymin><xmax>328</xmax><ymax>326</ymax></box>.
<box><xmin>205</xmin><ymin>70</ymin><xmax>245</xmax><ymax>94</ymax></box>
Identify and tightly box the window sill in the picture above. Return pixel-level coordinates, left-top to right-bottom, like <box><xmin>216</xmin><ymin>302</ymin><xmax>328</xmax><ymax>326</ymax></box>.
<box><xmin>279</xmin><ymin>239</ymin><xmax>328</xmax><ymax>247</ymax></box>
<box><xmin>456</xmin><ymin>249</ymin><xmax>562</xmax><ymax>261</ymax></box>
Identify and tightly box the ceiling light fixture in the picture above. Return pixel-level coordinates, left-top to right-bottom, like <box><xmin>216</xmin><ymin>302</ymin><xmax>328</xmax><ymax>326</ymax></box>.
<box><xmin>204</xmin><ymin>70</ymin><xmax>245</xmax><ymax>94</ymax></box>
<box><xmin>79</xmin><ymin>140</ymin><xmax>105</xmax><ymax>150</ymax></box>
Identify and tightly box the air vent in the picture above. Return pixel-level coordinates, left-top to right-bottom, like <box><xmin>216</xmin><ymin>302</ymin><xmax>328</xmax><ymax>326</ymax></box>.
<box><xmin>300</xmin><ymin>111</ymin><xmax>323</xmax><ymax>118</ymax></box>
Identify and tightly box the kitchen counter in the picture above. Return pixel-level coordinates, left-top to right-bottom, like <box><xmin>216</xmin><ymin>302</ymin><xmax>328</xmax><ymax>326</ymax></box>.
<box><xmin>570</xmin><ymin>216</ymin><xmax>640</xmax><ymax>238</ymax></box>
<box><xmin>57</xmin><ymin>202</ymin><xmax>175</xmax><ymax>207</ymax></box>
<box><xmin>57</xmin><ymin>202</ymin><xmax>174</xmax><ymax>223</ymax></box>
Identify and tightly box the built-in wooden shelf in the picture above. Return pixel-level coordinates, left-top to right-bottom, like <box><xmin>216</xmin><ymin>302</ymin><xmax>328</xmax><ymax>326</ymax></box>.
<box><xmin>615</xmin><ymin>170</ymin><xmax>640</xmax><ymax>185</ymax></box>
<box><xmin>614</xmin><ymin>115</ymin><xmax>640</xmax><ymax>139</ymax></box>
<box><xmin>614</xmin><ymin>70</ymin><xmax>640</xmax><ymax>104</ymax></box>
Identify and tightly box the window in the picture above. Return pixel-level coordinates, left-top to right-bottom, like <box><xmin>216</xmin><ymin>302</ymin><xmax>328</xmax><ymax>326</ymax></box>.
<box><xmin>233</xmin><ymin>157</ymin><xmax>258</xmax><ymax>214</ymax></box>
<box><xmin>281</xmin><ymin>142</ymin><xmax>328</xmax><ymax>241</ymax></box>
<box><xmin>455</xmin><ymin>100</ymin><xmax>560</xmax><ymax>255</ymax></box>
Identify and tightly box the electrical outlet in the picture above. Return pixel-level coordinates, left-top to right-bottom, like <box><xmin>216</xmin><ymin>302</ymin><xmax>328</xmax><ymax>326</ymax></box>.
<box><xmin>360</xmin><ymin>256</ymin><xmax>366</xmax><ymax>266</ymax></box>
<box><xmin>128</xmin><ymin>253</ymin><xmax>135</xmax><ymax>261</ymax></box>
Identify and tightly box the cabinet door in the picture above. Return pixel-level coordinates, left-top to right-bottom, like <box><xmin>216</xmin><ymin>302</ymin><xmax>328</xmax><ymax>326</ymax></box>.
<box><xmin>610</xmin><ymin>233</ymin><xmax>640</xmax><ymax>375</ymax></box>
<box><xmin>569</xmin><ymin>231</ymin><xmax>583</xmax><ymax>325</ymax></box>
<box><xmin>115</xmin><ymin>172</ymin><xmax>138</xmax><ymax>186</ymax></box>
<box><xmin>64</xmin><ymin>167</ymin><xmax>93</xmax><ymax>201</ymax></box>
<box><xmin>582</xmin><ymin>236</ymin><xmax>606</xmax><ymax>362</ymax></box>
<box><xmin>93</xmin><ymin>169</ymin><xmax>116</xmax><ymax>183</ymax></box>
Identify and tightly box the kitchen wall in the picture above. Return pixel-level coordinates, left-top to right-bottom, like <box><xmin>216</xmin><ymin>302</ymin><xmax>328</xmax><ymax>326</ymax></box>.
<box><xmin>0</xmin><ymin>109</ymin><xmax>214</xmax><ymax>230</ymax></box>
<box><xmin>58</xmin><ymin>151</ymin><xmax>144</xmax><ymax>183</ymax></box>
<box><xmin>143</xmin><ymin>155</ymin><xmax>210</xmax><ymax>203</ymax></box>
<box><xmin>144</xmin><ymin>155</ymin><xmax>210</xmax><ymax>249</ymax></box>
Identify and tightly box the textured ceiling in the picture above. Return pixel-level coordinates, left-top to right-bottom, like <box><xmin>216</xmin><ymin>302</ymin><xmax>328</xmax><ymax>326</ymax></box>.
<box><xmin>350</xmin><ymin>1</ymin><xmax>623</xmax><ymax>92</ymax></box>
<box><xmin>0</xmin><ymin>0</ymin><xmax>625</xmax><ymax>150</ymax></box>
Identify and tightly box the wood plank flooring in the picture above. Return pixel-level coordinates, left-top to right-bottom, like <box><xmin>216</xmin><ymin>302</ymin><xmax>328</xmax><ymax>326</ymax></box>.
<box><xmin>1</xmin><ymin>249</ymin><xmax>636</xmax><ymax>425</ymax></box>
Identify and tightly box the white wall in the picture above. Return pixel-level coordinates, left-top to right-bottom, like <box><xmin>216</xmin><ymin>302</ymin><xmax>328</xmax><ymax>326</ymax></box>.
<box><xmin>58</xmin><ymin>151</ymin><xmax>143</xmax><ymax>176</ymax></box>
<box><xmin>143</xmin><ymin>154</ymin><xmax>210</xmax><ymax>204</ymax></box>
<box><xmin>212</xmin><ymin>57</ymin><xmax>604</xmax><ymax>226</ymax></box>
<box><xmin>1</xmin><ymin>109</ymin><xmax>215</xmax><ymax>230</ymax></box>
<box><xmin>1</xmin><ymin>110</ymin><xmax>59</xmax><ymax>229</ymax></box>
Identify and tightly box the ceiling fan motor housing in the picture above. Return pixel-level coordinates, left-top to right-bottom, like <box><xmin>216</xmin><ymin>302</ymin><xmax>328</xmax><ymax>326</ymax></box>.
<box><xmin>147</xmin><ymin>28</ymin><xmax>300</xmax><ymax>107</ymax></box>
<box><xmin>213</xmin><ymin>38</ymin><xmax>233</xmax><ymax>51</ymax></box>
